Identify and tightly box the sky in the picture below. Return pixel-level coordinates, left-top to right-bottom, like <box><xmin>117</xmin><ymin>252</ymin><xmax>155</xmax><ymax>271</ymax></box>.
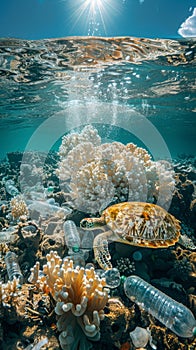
<box><xmin>0</xmin><ymin>0</ymin><xmax>196</xmax><ymax>40</ymax></box>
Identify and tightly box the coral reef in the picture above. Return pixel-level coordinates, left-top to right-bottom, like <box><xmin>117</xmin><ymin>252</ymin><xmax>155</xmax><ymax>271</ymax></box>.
<box><xmin>57</xmin><ymin>125</ymin><xmax>175</xmax><ymax>213</ymax></box>
<box><xmin>0</xmin><ymin>152</ymin><xmax>195</xmax><ymax>350</ymax></box>
<box><xmin>29</xmin><ymin>251</ymin><xmax>109</xmax><ymax>350</ymax></box>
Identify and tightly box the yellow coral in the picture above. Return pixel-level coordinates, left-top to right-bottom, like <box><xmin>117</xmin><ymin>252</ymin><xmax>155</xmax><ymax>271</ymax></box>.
<box><xmin>29</xmin><ymin>251</ymin><xmax>109</xmax><ymax>349</ymax></box>
<box><xmin>0</xmin><ymin>278</ymin><xmax>20</xmax><ymax>306</ymax></box>
<box><xmin>10</xmin><ymin>195</ymin><xmax>29</xmax><ymax>219</ymax></box>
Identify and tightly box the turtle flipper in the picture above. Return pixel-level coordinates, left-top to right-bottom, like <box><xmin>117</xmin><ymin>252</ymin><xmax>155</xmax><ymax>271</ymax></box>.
<box><xmin>93</xmin><ymin>231</ymin><xmax>113</xmax><ymax>270</ymax></box>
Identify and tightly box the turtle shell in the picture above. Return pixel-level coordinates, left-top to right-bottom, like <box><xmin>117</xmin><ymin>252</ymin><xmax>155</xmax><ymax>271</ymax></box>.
<box><xmin>102</xmin><ymin>202</ymin><xmax>180</xmax><ymax>248</ymax></box>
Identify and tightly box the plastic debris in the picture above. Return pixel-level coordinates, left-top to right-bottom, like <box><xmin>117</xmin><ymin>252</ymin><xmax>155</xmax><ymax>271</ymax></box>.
<box><xmin>124</xmin><ymin>275</ymin><xmax>196</xmax><ymax>338</ymax></box>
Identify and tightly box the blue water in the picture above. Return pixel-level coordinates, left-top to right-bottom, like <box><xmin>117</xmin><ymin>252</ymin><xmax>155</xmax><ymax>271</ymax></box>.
<box><xmin>0</xmin><ymin>36</ymin><xmax>195</xmax><ymax>160</ymax></box>
<box><xmin>0</xmin><ymin>37</ymin><xmax>196</xmax><ymax>350</ymax></box>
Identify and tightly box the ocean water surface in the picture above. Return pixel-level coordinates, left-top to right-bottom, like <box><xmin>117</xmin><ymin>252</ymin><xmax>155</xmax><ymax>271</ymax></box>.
<box><xmin>0</xmin><ymin>36</ymin><xmax>195</xmax><ymax>160</ymax></box>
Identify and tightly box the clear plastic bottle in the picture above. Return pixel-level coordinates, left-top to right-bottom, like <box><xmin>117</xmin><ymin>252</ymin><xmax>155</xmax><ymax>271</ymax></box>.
<box><xmin>5</xmin><ymin>180</ymin><xmax>19</xmax><ymax>197</ymax></box>
<box><xmin>63</xmin><ymin>220</ymin><xmax>81</xmax><ymax>253</ymax></box>
<box><xmin>124</xmin><ymin>275</ymin><xmax>196</xmax><ymax>338</ymax></box>
<box><xmin>28</xmin><ymin>200</ymin><xmax>71</xmax><ymax>218</ymax></box>
<box><xmin>80</xmin><ymin>229</ymin><xmax>94</xmax><ymax>251</ymax></box>
<box><xmin>5</xmin><ymin>251</ymin><xmax>23</xmax><ymax>284</ymax></box>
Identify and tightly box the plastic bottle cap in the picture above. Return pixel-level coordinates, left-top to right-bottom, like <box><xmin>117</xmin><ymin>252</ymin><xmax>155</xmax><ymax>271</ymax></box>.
<box><xmin>72</xmin><ymin>246</ymin><xmax>80</xmax><ymax>253</ymax></box>
<box><xmin>120</xmin><ymin>275</ymin><xmax>127</xmax><ymax>283</ymax></box>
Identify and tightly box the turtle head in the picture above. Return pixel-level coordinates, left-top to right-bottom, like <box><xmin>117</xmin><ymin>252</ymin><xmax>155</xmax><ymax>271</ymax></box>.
<box><xmin>80</xmin><ymin>217</ymin><xmax>105</xmax><ymax>230</ymax></box>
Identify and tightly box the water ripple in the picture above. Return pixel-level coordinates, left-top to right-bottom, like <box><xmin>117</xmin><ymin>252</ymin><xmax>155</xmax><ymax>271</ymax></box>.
<box><xmin>0</xmin><ymin>36</ymin><xmax>195</xmax><ymax>83</ymax></box>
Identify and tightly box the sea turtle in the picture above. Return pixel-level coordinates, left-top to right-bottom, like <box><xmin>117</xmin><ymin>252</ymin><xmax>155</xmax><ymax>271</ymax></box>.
<box><xmin>80</xmin><ymin>201</ymin><xmax>181</xmax><ymax>270</ymax></box>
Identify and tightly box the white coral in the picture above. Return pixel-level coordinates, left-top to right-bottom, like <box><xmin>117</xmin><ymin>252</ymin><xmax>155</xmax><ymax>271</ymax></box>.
<box><xmin>59</xmin><ymin>125</ymin><xmax>101</xmax><ymax>158</ymax></box>
<box><xmin>57</xmin><ymin>125</ymin><xmax>175</xmax><ymax>213</ymax></box>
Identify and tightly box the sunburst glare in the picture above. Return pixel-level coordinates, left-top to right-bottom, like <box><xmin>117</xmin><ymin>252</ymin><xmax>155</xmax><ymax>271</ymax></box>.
<box><xmin>67</xmin><ymin>0</ymin><xmax>121</xmax><ymax>36</ymax></box>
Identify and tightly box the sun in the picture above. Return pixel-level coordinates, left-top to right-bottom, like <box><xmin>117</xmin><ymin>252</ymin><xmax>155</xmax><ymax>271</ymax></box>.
<box><xmin>68</xmin><ymin>0</ymin><xmax>120</xmax><ymax>36</ymax></box>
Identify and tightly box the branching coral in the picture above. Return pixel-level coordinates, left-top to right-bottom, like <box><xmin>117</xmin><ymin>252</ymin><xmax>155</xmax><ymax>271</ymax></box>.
<box><xmin>57</xmin><ymin>125</ymin><xmax>175</xmax><ymax>214</ymax></box>
<box><xmin>10</xmin><ymin>195</ymin><xmax>29</xmax><ymax>220</ymax></box>
<box><xmin>29</xmin><ymin>251</ymin><xmax>109</xmax><ymax>350</ymax></box>
<box><xmin>0</xmin><ymin>278</ymin><xmax>20</xmax><ymax>306</ymax></box>
<box><xmin>58</xmin><ymin>124</ymin><xmax>101</xmax><ymax>159</ymax></box>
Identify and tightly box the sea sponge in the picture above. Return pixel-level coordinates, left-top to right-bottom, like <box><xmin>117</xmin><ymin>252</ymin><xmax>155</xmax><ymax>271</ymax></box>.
<box><xmin>29</xmin><ymin>251</ymin><xmax>109</xmax><ymax>350</ymax></box>
<box><xmin>57</xmin><ymin>125</ymin><xmax>175</xmax><ymax>214</ymax></box>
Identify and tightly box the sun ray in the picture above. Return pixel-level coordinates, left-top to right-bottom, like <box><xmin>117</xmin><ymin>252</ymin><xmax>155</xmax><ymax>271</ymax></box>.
<box><xmin>66</xmin><ymin>0</ymin><xmax>121</xmax><ymax>36</ymax></box>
